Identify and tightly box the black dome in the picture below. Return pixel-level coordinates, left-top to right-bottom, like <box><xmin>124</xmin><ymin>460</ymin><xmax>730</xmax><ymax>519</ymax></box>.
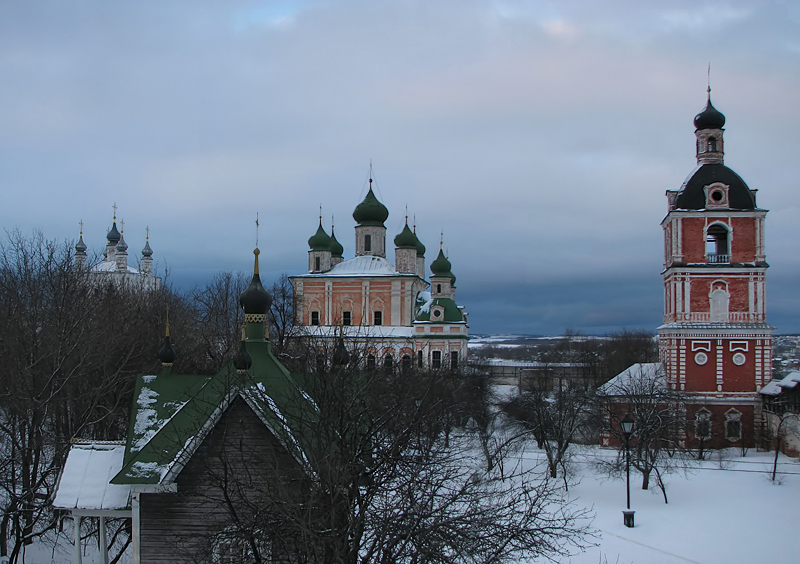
<box><xmin>107</xmin><ymin>222</ymin><xmax>121</xmax><ymax>244</ymax></box>
<box><xmin>233</xmin><ymin>339</ymin><xmax>252</xmax><ymax>371</ymax></box>
<box><xmin>694</xmin><ymin>98</ymin><xmax>726</xmax><ymax>130</ymax></box>
<box><xmin>239</xmin><ymin>249</ymin><xmax>273</xmax><ymax>315</ymax></box>
<box><xmin>676</xmin><ymin>164</ymin><xmax>755</xmax><ymax>210</ymax></box>
<box><xmin>159</xmin><ymin>335</ymin><xmax>175</xmax><ymax>364</ymax></box>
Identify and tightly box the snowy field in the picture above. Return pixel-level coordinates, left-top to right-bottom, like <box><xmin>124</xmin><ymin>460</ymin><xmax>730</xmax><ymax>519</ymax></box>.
<box><xmin>552</xmin><ymin>448</ymin><xmax>798</xmax><ymax>564</ymax></box>
<box><xmin>20</xmin><ymin>447</ymin><xmax>799</xmax><ymax>563</ymax></box>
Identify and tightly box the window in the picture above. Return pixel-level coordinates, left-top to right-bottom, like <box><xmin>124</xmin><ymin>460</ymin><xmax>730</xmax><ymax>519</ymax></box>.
<box><xmin>706</xmin><ymin>224</ymin><xmax>729</xmax><ymax>262</ymax></box>
<box><xmin>725</xmin><ymin>409</ymin><xmax>742</xmax><ymax>442</ymax></box>
<box><xmin>311</xmin><ymin>311</ymin><xmax>320</xmax><ymax>326</ymax></box>
<box><xmin>384</xmin><ymin>354</ymin><xmax>394</xmax><ymax>369</ymax></box>
<box><xmin>450</xmin><ymin>351</ymin><xmax>459</xmax><ymax>371</ymax></box>
<box><xmin>417</xmin><ymin>350</ymin><xmax>423</xmax><ymax>368</ymax></box>
<box><xmin>315</xmin><ymin>256</ymin><xmax>321</xmax><ymax>271</ymax></box>
<box><xmin>694</xmin><ymin>409</ymin><xmax>711</xmax><ymax>440</ymax></box>
<box><xmin>373</xmin><ymin>311</ymin><xmax>382</xmax><ymax>326</ymax></box>
<box><xmin>364</xmin><ymin>234</ymin><xmax>372</xmax><ymax>252</ymax></box>
<box><xmin>343</xmin><ymin>311</ymin><xmax>351</xmax><ymax>326</ymax></box>
<box><xmin>437</xmin><ymin>283</ymin><xmax>442</xmax><ymax>293</ymax></box>
<box><xmin>709</xmin><ymin>287</ymin><xmax>730</xmax><ymax>322</ymax></box>
<box><xmin>707</xmin><ymin>136</ymin><xmax>717</xmax><ymax>152</ymax></box>
<box><xmin>366</xmin><ymin>354</ymin><xmax>376</xmax><ymax>370</ymax></box>
<box><xmin>432</xmin><ymin>350</ymin><xmax>442</xmax><ymax>370</ymax></box>
<box><xmin>402</xmin><ymin>354</ymin><xmax>412</xmax><ymax>372</ymax></box>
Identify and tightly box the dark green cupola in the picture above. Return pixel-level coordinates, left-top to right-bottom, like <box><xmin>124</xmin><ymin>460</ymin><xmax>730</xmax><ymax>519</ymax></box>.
<box><xmin>308</xmin><ymin>220</ymin><xmax>331</xmax><ymax>251</ymax></box>
<box><xmin>394</xmin><ymin>223</ymin><xmax>418</xmax><ymax>249</ymax></box>
<box><xmin>352</xmin><ymin>180</ymin><xmax>389</xmax><ymax>227</ymax></box>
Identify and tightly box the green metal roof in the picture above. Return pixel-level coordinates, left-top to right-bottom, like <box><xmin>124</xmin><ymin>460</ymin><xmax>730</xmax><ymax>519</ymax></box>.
<box><xmin>415</xmin><ymin>297</ymin><xmax>465</xmax><ymax>323</ymax></box>
<box><xmin>111</xmin><ymin>334</ymin><xmax>315</xmax><ymax>485</ymax></box>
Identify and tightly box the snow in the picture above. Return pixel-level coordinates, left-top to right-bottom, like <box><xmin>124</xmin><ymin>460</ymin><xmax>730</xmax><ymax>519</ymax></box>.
<box><xmin>300</xmin><ymin>255</ymin><xmax>403</xmax><ymax>276</ymax></box>
<box><xmin>52</xmin><ymin>442</ymin><xmax>130</xmax><ymax>510</ymax></box>
<box><xmin>35</xmin><ymin>443</ymin><xmax>800</xmax><ymax>563</ymax></box>
<box><xmin>597</xmin><ymin>363</ymin><xmax>664</xmax><ymax>396</ymax></box>
<box><xmin>549</xmin><ymin>448</ymin><xmax>799</xmax><ymax>564</ymax></box>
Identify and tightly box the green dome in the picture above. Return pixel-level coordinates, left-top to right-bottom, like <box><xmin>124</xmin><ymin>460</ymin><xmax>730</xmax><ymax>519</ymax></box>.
<box><xmin>415</xmin><ymin>234</ymin><xmax>426</xmax><ymax>257</ymax></box>
<box><xmin>394</xmin><ymin>223</ymin><xmax>418</xmax><ymax>249</ymax></box>
<box><xmin>352</xmin><ymin>187</ymin><xmax>389</xmax><ymax>226</ymax></box>
<box><xmin>430</xmin><ymin>248</ymin><xmax>452</xmax><ymax>277</ymax></box>
<box><xmin>329</xmin><ymin>227</ymin><xmax>344</xmax><ymax>258</ymax></box>
<box><xmin>308</xmin><ymin>221</ymin><xmax>331</xmax><ymax>251</ymax></box>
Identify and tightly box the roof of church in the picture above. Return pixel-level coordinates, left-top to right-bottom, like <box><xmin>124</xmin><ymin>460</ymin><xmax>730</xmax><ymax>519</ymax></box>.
<box><xmin>415</xmin><ymin>297</ymin><xmax>465</xmax><ymax>323</ymax></box>
<box><xmin>674</xmin><ymin>163</ymin><xmax>757</xmax><ymax>210</ymax></box>
<box><xmin>91</xmin><ymin>261</ymin><xmax>141</xmax><ymax>274</ymax></box>
<box><xmin>111</xmin><ymin>340</ymin><xmax>313</xmax><ymax>485</ymax></box>
<box><xmin>296</xmin><ymin>255</ymin><xmax>416</xmax><ymax>277</ymax></box>
<box><xmin>53</xmin><ymin>442</ymin><xmax>131</xmax><ymax>511</ymax></box>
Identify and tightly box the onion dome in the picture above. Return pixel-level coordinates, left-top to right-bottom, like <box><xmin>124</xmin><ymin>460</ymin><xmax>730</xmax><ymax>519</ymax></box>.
<box><xmin>694</xmin><ymin>97</ymin><xmax>726</xmax><ymax>130</ymax></box>
<box><xmin>233</xmin><ymin>325</ymin><xmax>252</xmax><ymax>372</ymax></box>
<box><xmin>142</xmin><ymin>238</ymin><xmax>153</xmax><ymax>258</ymax></box>
<box><xmin>116</xmin><ymin>232</ymin><xmax>128</xmax><ymax>253</ymax></box>
<box><xmin>332</xmin><ymin>330</ymin><xmax>350</xmax><ymax>367</ymax></box>
<box><xmin>308</xmin><ymin>221</ymin><xmax>331</xmax><ymax>251</ymax></box>
<box><xmin>430</xmin><ymin>248</ymin><xmax>452</xmax><ymax>277</ymax></box>
<box><xmin>415</xmin><ymin>233</ymin><xmax>426</xmax><ymax>257</ymax></box>
<box><xmin>394</xmin><ymin>223</ymin><xmax>418</xmax><ymax>249</ymax></box>
<box><xmin>329</xmin><ymin>226</ymin><xmax>344</xmax><ymax>258</ymax></box>
<box><xmin>239</xmin><ymin>249</ymin><xmax>273</xmax><ymax>315</ymax></box>
<box><xmin>75</xmin><ymin>233</ymin><xmax>87</xmax><ymax>255</ymax></box>
<box><xmin>107</xmin><ymin>222</ymin><xmax>121</xmax><ymax>245</ymax></box>
<box><xmin>352</xmin><ymin>182</ymin><xmax>389</xmax><ymax>226</ymax></box>
<box><xmin>159</xmin><ymin>319</ymin><xmax>175</xmax><ymax>365</ymax></box>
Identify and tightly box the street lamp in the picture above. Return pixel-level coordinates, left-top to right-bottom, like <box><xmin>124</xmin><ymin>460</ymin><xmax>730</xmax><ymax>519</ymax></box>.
<box><xmin>620</xmin><ymin>413</ymin><xmax>635</xmax><ymax>528</ymax></box>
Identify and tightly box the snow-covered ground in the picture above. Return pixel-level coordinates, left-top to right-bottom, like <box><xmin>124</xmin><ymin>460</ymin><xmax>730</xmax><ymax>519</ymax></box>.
<box><xmin>18</xmin><ymin>447</ymin><xmax>799</xmax><ymax>563</ymax></box>
<box><xmin>551</xmin><ymin>448</ymin><xmax>798</xmax><ymax>564</ymax></box>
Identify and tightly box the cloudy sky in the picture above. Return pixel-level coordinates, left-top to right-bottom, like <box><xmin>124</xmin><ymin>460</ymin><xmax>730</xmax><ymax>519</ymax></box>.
<box><xmin>1</xmin><ymin>1</ymin><xmax>799</xmax><ymax>335</ymax></box>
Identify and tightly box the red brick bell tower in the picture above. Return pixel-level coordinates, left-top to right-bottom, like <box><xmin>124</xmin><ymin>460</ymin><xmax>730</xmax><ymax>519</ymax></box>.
<box><xmin>658</xmin><ymin>91</ymin><xmax>772</xmax><ymax>448</ymax></box>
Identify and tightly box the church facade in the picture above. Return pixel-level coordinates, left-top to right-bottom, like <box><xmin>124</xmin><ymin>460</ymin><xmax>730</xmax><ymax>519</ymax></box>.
<box><xmin>74</xmin><ymin>210</ymin><xmax>161</xmax><ymax>291</ymax></box>
<box><xmin>657</xmin><ymin>92</ymin><xmax>772</xmax><ymax>448</ymax></box>
<box><xmin>290</xmin><ymin>180</ymin><xmax>469</xmax><ymax>372</ymax></box>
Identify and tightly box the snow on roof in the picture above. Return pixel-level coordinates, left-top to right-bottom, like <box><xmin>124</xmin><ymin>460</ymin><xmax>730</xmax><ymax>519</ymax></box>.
<box><xmin>658</xmin><ymin>322</ymin><xmax>774</xmax><ymax>331</ymax></box>
<box><xmin>53</xmin><ymin>442</ymin><xmax>131</xmax><ymax>511</ymax></box>
<box><xmin>91</xmin><ymin>261</ymin><xmax>141</xmax><ymax>274</ymax></box>
<box><xmin>762</xmin><ymin>371</ymin><xmax>800</xmax><ymax>396</ymax></box>
<box><xmin>299</xmin><ymin>255</ymin><xmax>406</xmax><ymax>277</ymax></box>
<box><xmin>597</xmin><ymin>363</ymin><xmax>664</xmax><ymax>396</ymax></box>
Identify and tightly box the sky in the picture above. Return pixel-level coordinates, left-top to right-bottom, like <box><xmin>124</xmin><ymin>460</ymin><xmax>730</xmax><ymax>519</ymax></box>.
<box><xmin>1</xmin><ymin>1</ymin><xmax>799</xmax><ymax>335</ymax></box>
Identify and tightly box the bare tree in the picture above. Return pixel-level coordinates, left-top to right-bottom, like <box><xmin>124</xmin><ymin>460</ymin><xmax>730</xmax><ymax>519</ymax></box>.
<box><xmin>267</xmin><ymin>273</ymin><xmax>294</xmax><ymax>357</ymax></box>
<box><xmin>182</xmin><ymin>362</ymin><xmax>594</xmax><ymax>564</ymax></box>
<box><xmin>596</xmin><ymin>364</ymin><xmax>688</xmax><ymax>504</ymax></box>
<box><xmin>503</xmin><ymin>381</ymin><xmax>593</xmax><ymax>488</ymax></box>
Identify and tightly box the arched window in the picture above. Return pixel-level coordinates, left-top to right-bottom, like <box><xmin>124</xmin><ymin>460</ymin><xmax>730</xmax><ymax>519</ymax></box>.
<box><xmin>725</xmin><ymin>409</ymin><xmax>742</xmax><ymax>442</ymax></box>
<box><xmin>402</xmin><ymin>354</ymin><xmax>412</xmax><ymax>372</ymax></box>
<box><xmin>437</xmin><ymin>283</ymin><xmax>442</xmax><ymax>293</ymax></box>
<box><xmin>364</xmin><ymin>234</ymin><xmax>372</xmax><ymax>252</ymax></box>
<box><xmin>366</xmin><ymin>354</ymin><xmax>376</xmax><ymax>370</ymax></box>
<box><xmin>706</xmin><ymin>224</ymin><xmax>729</xmax><ymax>262</ymax></box>
<box><xmin>707</xmin><ymin>136</ymin><xmax>717</xmax><ymax>152</ymax></box>
<box><xmin>315</xmin><ymin>256</ymin><xmax>321</xmax><ymax>271</ymax></box>
<box><xmin>417</xmin><ymin>350</ymin><xmax>423</xmax><ymax>368</ymax></box>
<box><xmin>384</xmin><ymin>354</ymin><xmax>394</xmax><ymax>369</ymax></box>
<box><xmin>694</xmin><ymin>409</ymin><xmax>711</xmax><ymax>440</ymax></box>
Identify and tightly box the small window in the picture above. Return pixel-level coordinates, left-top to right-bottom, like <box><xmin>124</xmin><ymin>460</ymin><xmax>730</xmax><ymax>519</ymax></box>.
<box><xmin>402</xmin><ymin>354</ymin><xmax>412</xmax><ymax>372</ymax></box>
<box><xmin>450</xmin><ymin>351</ymin><xmax>459</xmax><ymax>371</ymax></box>
<box><xmin>417</xmin><ymin>350</ymin><xmax>423</xmax><ymax>368</ymax></box>
<box><xmin>437</xmin><ymin>283</ymin><xmax>442</xmax><ymax>293</ymax></box>
<box><xmin>695</xmin><ymin>409</ymin><xmax>711</xmax><ymax>440</ymax></box>
<box><xmin>708</xmin><ymin>137</ymin><xmax>717</xmax><ymax>152</ymax></box>
<box><xmin>384</xmin><ymin>354</ymin><xmax>394</xmax><ymax>369</ymax></box>
<box><xmin>432</xmin><ymin>350</ymin><xmax>442</xmax><ymax>370</ymax></box>
<box><xmin>366</xmin><ymin>354</ymin><xmax>376</xmax><ymax>370</ymax></box>
<box><xmin>311</xmin><ymin>311</ymin><xmax>320</xmax><ymax>326</ymax></box>
<box><xmin>725</xmin><ymin>409</ymin><xmax>742</xmax><ymax>442</ymax></box>
<box><xmin>365</xmin><ymin>234</ymin><xmax>372</xmax><ymax>252</ymax></box>
<box><xmin>373</xmin><ymin>311</ymin><xmax>382</xmax><ymax>326</ymax></box>
<box><xmin>315</xmin><ymin>256</ymin><xmax>321</xmax><ymax>271</ymax></box>
<box><xmin>343</xmin><ymin>311</ymin><xmax>351</xmax><ymax>326</ymax></box>
<box><xmin>706</xmin><ymin>224</ymin><xmax>729</xmax><ymax>261</ymax></box>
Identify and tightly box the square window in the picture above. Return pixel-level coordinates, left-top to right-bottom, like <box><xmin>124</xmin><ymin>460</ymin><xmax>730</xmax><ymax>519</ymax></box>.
<box><xmin>373</xmin><ymin>311</ymin><xmax>382</xmax><ymax>326</ymax></box>
<box><xmin>311</xmin><ymin>311</ymin><xmax>320</xmax><ymax>326</ymax></box>
<box><xmin>343</xmin><ymin>311</ymin><xmax>351</xmax><ymax>326</ymax></box>
<box><xmin>365</xmin><ymin>234</ymin><xmax>372</xmax><ymax>252</ymax></box>
<box><xmin>450</xmin><ymin>351</ymin><xmax>459</xmax><ymax>370</ymax></box>
<box><xmin>432</xmin><ymin>350</ymin><xmax>442</xmax><ymax>370</ymax></box>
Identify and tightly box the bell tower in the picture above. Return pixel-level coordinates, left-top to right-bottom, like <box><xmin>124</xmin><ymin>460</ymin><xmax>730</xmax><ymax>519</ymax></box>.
<box><xmin>658</xmin><ymin>91</ymin><xmax>772</xmax><ymax>448</ymax></box>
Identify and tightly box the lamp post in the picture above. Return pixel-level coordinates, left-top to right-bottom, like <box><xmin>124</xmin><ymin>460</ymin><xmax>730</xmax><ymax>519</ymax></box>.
<box><xmin>620</xmin><ymin>413</ymin><xmax>635</xmax><ymax>528</ymax></box>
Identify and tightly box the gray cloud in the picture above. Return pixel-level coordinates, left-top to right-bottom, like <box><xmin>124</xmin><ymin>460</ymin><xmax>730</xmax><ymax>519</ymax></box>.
<box><xmin>1</xmin><ymin>1</ymin><xmax>798</xmax><ymax>335</ymax></box>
